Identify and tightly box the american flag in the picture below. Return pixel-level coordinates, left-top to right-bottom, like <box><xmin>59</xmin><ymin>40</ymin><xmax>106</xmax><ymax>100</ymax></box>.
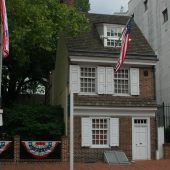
<box><xmin>1</xmin><ymin>0</ymin><xmax>9</xmax><ymax>58</ymax></box>
<box><xmin>115</xmin><ymin>17</ymin><xmax>132</xmax><ymax>72</ymax></box>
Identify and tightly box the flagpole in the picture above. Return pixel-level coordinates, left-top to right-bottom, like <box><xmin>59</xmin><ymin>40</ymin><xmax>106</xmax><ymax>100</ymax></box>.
<box><xmin>0</xmin><ymin>25</ymin><xmax>3</xmax><ymax>126</ymax></box>
<box><xmin>70</xmin><ymin>91</ymin><xmax>74</xmax><ymax>170</ymax></box>
<box><xmin>0</xmin><ymin>26</ymin><xmax>2</xmax><ymax>104</ymax></box>
<box><xmin>115</xmin><ymin>15</ymin><xmax>134</xmax><ymax>48</ymax></box>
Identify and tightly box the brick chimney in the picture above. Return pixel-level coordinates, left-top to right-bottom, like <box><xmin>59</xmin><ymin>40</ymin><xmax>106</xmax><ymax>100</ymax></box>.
<box><xmin>60</xmin><ymin>0</ymin><xmax>75</xmax><ymax>7</ymax></box>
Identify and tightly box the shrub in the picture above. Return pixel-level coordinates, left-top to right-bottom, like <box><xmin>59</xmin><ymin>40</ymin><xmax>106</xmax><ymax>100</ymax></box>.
<box><xmin>0</xmin><ymin>104</ymin><xmax>64</xmax><ymax>140</ymax></box>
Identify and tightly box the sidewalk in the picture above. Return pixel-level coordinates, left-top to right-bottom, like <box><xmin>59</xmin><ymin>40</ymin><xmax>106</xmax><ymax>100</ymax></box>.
<box><xmin>1</xmin><ymin>160</ymin><xmax>170</xmax><ymax>170</ymax></box>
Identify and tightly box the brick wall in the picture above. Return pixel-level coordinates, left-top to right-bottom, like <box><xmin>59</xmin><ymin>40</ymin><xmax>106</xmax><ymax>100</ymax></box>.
<box><xmin>62</xmin><ymin>0</ymin><xmax>74</xmax><ymax>7</ymax></box>
<box><xmin>119</xmin><ymin>117</ymin><xmax>132</xmax><ymax>160</ymax></box>
<box><xmin>139</xmin><ymin>68</ymin><xmax>155</xmax><ymax>99</ymax></box>
<box><xmin>74</xmin><ymin>67</ymin><xmax>156</xmax><ymax>107</ymax></box>
<box><xmin>74</xmin><ymin>116</ymin><xmax>133</xmax><ymax>162</ymax></box>
<box><xmin>150</xmin><ymin>117</ymin><xmax>156</xmax><ymax>159</ymax></box>
<box><xmin>73</xmin><ymin>116</ymin><xmax>156</xmax><ymax>162</ymax></box>
<box><xmin>61</xmin><ymin>136</ymin><xmax>69</xmax><ymax>162</ymax></box>
<box><xmin>163</xmin><ymin>144</ymin><xmax>170</xmax><ymax>159</ymax></box>
<box><xmin>14</xmin><ymin>135</ymin><xmax>20</xmax><ymax>162</ymax></box>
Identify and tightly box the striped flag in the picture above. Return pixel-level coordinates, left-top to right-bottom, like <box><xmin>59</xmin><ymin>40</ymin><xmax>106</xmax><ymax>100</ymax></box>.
<box><xmin>115</xmin><ymin>17</ymin><xmax>132</xmax><ymax>72</ymax></box>
<box><xmin>1</xmin><ymin>0</ymin><xmax>9</xmax><ymax>58</ymax></box>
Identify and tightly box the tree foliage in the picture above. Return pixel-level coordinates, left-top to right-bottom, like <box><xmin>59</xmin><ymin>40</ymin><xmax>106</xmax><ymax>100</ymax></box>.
<box><xmin>1</xmin><ymin>104</ymin><xmax>64</xmax><ymax>140</ymax></box>
<box><xmin>2</xmin><ymin>0</ymin><xmax>89</xmax><ymax>106</ymax></box>
<box><xmin>75</xmin><ymin>0</ymin><xmax>90</xmax><ymax>12</ymax></box>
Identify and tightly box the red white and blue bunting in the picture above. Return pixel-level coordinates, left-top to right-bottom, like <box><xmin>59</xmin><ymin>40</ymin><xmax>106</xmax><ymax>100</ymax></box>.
<box><xmin>0</xmin><ymin>141</ymin><xmax>12</xmax><ymax>155</ymax></box>
<box><xmin>21</xmin><ymin>141</ymin><xmax>60</xmax><ymax>158</ymax></box>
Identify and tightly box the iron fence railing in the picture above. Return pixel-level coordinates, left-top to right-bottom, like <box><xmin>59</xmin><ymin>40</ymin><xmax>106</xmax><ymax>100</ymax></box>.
<box><xmin>156</xmin><ymin>102</ymin><xmax>170</xmax><ymax>128</ymax></box>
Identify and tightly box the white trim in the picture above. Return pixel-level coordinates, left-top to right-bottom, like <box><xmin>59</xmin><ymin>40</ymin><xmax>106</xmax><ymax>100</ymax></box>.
<box><xmin>74</xmin><ymin>106</ymin><xmax>157</xmax><ymax>117</ymax></box>
<box><xmin>78</xmin><ymin>93</ymin><xmax>97</xmax><ymax>96</ymax></box>
<box><xmin>70</xmin><ymin>56</ymin><xmax>157</xmax><ymax>66</ymax></box>
<box><xmin>0</xmin><ymin>109</ymin><xmax>3</xmax><ymax>114</ymax></box>
<box><xmin>90</xmin><ymin>145</ymin><xmax>110</xmax><ymax>148</ymax></box>
<box><xmin>74</xmin><ymin>106</ymin><xmax>157</xmax><ymax>111</ymax></box>
<box><xmin>132</xmin><ymin>117</ymin><xmax>151</xmax><ymax>160</ymax></box>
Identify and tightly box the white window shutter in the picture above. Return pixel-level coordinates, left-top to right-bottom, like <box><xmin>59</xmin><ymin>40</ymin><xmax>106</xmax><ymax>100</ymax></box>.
<box><xmin>106</xmin><ymin>67</ymin><xmax>114</xmax><ymax>94</ymax></box>
<box><xmin>81</xmin><ymin>118</ymin><xmax>92</xmax><ymax>147</ymax></box>
<box><xmin>110</xmin><ymin>118</ymin><xmax>119</xmax><ymax>147</ymax></box>
<box><xmin>130</xmin><ymin>68</ymin><xmax>140</xmax><ymax>95</ymax></box>
<box><xmin>97</xmin><ymin>67</ymin><xmax>105</xmax><ymax>94</ymax></box>
<box><xmin>69</xmin><ymin>65</ymin><xmax>80</xmax><ymax>93</ymax></box>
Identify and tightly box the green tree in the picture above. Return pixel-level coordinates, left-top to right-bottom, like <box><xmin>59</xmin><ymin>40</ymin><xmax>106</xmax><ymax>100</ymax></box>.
<box><xmin>2</xmin><ymin>0</ymin><xmax>89</xmax><ymax>106</ymax></box>
<box><xmin>75</xmin><ymin>0</ymin><xmax>90</xmax><ymax>12</ymax></box>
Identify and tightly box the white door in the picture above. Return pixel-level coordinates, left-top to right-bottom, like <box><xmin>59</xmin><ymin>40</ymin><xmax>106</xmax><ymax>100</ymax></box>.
<box><xmin>133</xmin><ymin>118</ymin><xmax>149</xmax><ymax>160</ymax></box>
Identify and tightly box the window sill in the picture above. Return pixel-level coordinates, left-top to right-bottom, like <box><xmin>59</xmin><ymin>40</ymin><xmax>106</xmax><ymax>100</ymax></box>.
<box><xmin>113</xmin><ymin>94</ymin><xmax>130</xmax><ymax>97</ymax></box>
<box><xmin>78</xmin><ymin>93</ymin><xmax>97</xmax><ymax>96</ymax></box>
<box><xmin>90</xmin><ymin>145</ymin><xmax>110</xmax><ymax>149</ymax></box>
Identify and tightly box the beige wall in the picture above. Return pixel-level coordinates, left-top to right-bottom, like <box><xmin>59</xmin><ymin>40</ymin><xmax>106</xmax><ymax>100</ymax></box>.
<box><xmin>51</xmin><ymin>32</ymin><xmax>69</xmax><ymax>135</ymax></box>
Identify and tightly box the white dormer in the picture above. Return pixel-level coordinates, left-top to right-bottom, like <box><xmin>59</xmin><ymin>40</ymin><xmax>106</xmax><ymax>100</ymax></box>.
<box><xmin>96</xmin><ymin>24</ymin><xmax>124</xmax><ymax>47</ymax></box>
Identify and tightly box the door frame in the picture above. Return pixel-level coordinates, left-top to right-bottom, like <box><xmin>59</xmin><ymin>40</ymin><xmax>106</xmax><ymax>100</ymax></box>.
<box><xmin>132</xmin><ymin>117</ymin><xmax>151</xmax><ymax>160</ymax></box>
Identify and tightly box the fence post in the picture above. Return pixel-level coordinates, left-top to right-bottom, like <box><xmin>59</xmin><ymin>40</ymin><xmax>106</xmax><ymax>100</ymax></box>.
<box><xmin>61</xmin><ymin>136</ymin><xmax>68</xmax><ymax>162</ymax></box>
<box><xmin>14</xmin><ymin>135</ymin><xmax>20</xmax><ymax>162</ymax></box>
<box><xmin>163</xmin><ymin>102</ymin><xmax>165</xmax><ymax>127</ymax></box>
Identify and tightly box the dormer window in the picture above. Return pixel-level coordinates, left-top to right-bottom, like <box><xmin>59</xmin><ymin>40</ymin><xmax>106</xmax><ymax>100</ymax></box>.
<box><xmin>96</xmin><ymin>24</ymin><xmax>125</xmax><ymax>48</ymax></box>
<box><xmin>106</xmin><ymin>26</ymin><xmax>122</xmax><ymax>47</ymax></box>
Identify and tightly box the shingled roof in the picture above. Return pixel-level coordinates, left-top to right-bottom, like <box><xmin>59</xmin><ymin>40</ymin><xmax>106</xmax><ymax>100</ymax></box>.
<box><xmin>66</xmin><ymin>13</ymin><xmax>156</xmax><ymax>59</ymax></box>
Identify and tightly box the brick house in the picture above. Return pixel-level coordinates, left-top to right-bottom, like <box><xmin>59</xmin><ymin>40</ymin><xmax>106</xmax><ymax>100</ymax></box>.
<box><xmin>49</xmin><ymin>13</ymin><xmax>158</xmax><ymax>161</ymax></box>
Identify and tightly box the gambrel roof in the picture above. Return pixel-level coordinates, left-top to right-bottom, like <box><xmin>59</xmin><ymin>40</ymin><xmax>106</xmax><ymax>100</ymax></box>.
<box><xmin>66</xmin><ymin>13</ymin><xmax>157</xmax><ymax>60</ymax></box>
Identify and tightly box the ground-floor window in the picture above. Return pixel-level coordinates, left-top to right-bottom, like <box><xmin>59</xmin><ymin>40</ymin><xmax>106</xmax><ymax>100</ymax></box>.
<box><xmin>92</xmin><ymin>118</ymin><xmax>108</xmax><ymax>146</ymax></box>
<box><xmin>81</xmin><ymin>117</ymin><xmax>119</xmax><ymax>148</ymax></box>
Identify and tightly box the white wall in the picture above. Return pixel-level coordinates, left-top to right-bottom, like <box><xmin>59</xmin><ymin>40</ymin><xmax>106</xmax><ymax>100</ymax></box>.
<box><xmin>128</xmin><ymin>0</ymin><xmax>170</xmax><ymax>104</ymax></box>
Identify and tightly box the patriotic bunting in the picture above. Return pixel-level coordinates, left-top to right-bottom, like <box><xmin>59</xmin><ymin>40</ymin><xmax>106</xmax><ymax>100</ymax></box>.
<box><xmin>0</xmin><ymin>141</ymin><xmax>12</xmax><ymax>155</ymax></box>
<box><xmin>21</xmin><ymin>141</ymin><xmax>60</xmax><ymax>158</ymax></box>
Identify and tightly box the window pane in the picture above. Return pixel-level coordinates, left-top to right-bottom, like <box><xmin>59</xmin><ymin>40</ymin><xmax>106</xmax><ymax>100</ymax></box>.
<box><xmin>114</xmin><ymin>69</ymin><xmax>129</xmax><ymax>94</ymax></box>
<box><xmin>92</xmin><ymin>118</ymin><xmax>108</xmax><ymax>146</ymax></box>
<box><xmin>80</xmin><ymin>66</ymin><xmax>96</xmax><ymax>93</ymax></box>
<box><xmin>106</xmin><ymin>26</ymin><xmax>123</xmax><ymax>47</ymax></box>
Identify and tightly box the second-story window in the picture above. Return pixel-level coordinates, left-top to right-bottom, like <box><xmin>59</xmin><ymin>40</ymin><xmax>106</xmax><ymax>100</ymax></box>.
<box><xmin>114</xmin><ymin>68</ymin><xmax>129</xmax><ymax>95</ymax></box>
<box><xmin>106</xmin><ymin>26</ymin><xmax>122</xmax><ymax>47</ymax></box>
<box><xmin>162</xmin><ymin>8</ymin><xmax>168</xmax><ymax>23</ymax></box>
<box><xmin>80</xmin><ymin>66</ymin><xmax>96</xmax><ymax>93</ymax></box>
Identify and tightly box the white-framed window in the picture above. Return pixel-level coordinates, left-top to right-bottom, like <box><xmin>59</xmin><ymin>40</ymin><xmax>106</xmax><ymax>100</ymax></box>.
<box><xmin>80</xmin><ymin>66</ymin><xmax>96</xmax><ymax>93</ymax></box>
<box><xmin>114</xmin><ymin>68</ymin><xmax>129</xmax><ymax>95</ymax></box>
<box><xmin>70</xmin><ymin>65</ymin><xmax>139</xmax><ymax>96</ymax></box>
<box><xmin>92</xmin><ymin>118</ymin><xmax>108</xmax><ymax>146</ymax></box>
<box><xmin>81</xmin><ymin>117</ymin><xmax>119</xmax><ymax>148</ymax></box>
<box><xmin>162</xmin><ymin>8</ymin><xmax>168</xmax><ymax>23</ymax></box>
<box><xmin>106</xmin><ymin>26</ymin><xmax>122</xmax><ymax>47</ymax></box>
<box><xmin>134</xmin><ymin>119</ymin><xmax>147</xmax><ymax>125</ymax></box>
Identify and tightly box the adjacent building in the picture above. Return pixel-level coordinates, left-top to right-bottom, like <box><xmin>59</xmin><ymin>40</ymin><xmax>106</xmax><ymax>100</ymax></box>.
<box><xmin>128</xmin><ymin>0</ymin><xmax>170</xmax><ymax>105</ymax></box>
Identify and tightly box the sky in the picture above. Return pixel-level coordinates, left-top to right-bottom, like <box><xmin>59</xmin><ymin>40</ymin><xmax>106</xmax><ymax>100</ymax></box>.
<box><xmin>89</xmin><ymin>0</ymin><xmax>130</xmax><ymax>14</ymax></box>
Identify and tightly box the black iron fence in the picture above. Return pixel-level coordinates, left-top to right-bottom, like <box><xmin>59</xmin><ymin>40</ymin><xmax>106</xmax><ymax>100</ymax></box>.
<box><xmin>156</xmin><ymin>103</ymin><xmax>170</xmax><ymax>128</ymax></box>
<box><xmin>156</xmin><ymin>102</ymin><xmax>170</xmax><ymax>143</ymax></box>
